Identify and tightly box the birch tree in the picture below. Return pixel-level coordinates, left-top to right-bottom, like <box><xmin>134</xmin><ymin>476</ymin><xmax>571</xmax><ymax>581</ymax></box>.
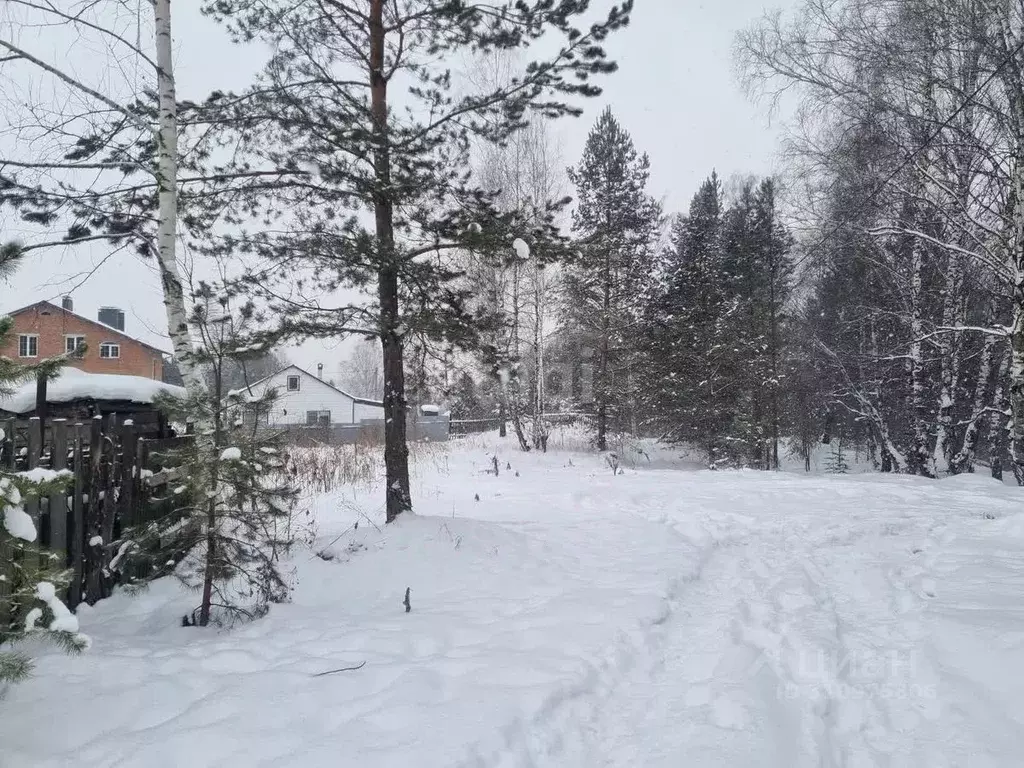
<box><xmin>1</xmin><ymin>2</ymin><xmax>300</xmax><ymax>626</ymax></box>
<box><xmin>737</xmin><ymin>0</ymin><xmax>1022</xmax><ymax>478</ymax></box>
<box><xmin>463</xmin><ymin>51</ymin><xmax>568</xmax><ymax>450</ymax></box>
<box><xmin>0</xmin><ymin>1</ymin><xmax>203</xmax><ymax>390</ymax></box>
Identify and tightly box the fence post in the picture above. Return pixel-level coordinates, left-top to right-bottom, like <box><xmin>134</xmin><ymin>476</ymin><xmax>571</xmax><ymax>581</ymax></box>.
<box><xmin>24</xmin><ymin>417</ymin><xmax>42</xmax><ymax>572</ymax></box>
<box><xmin>49</xmin><ymin>419</ymin><xmax>69</xmax><ymax>556</ymax></box>
<box><xmin>69</xmin><ymin>425</ymin><xmax>85</xmax><ymax>609</ymax></box>
<box><xmin>99</xmin><ymin>415</ymin><xmax>118</xmax><ymax>599</ymax></box>
<box><xmin>118</xmin><ymin>420</ymin><xmax>138</xmax><ymax>531</ymax></box>
<box><xmin>84</xmin><ymin>415</ymin><xmax>104</xmax><ymax>604</ymax></box>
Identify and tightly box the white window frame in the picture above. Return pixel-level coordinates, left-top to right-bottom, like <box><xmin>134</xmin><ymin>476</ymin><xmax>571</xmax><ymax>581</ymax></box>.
<box><xmin>65</xmin><ymin>334</ymin><xmax>86</xmax><ymax>356</ymax></box>
<box><xmin>286</xmin><ymin>375</ymin><xmax>300</xmax><ymax>392</ymax></box>
<box><xmin>99</xmin><ymin>342</ymin><xmax>120</xmax><ymax>359</ymax></box>
<box><xmin>18</xmin><ymin>334</ymin><xmax>38</xmax><ymax>358</ymax></box>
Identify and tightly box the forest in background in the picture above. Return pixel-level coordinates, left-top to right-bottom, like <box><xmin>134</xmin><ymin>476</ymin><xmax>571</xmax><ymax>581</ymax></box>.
<box><xmin>414</xmin><ymin>0</ymin><xmax>1024</xmax><ymax>484</ymax></box>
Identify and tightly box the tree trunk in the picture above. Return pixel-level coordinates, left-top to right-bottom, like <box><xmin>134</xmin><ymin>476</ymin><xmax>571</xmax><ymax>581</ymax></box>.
<box><xmin>992</xmin><ymin>9</ymin><xmax>1024</xmax><ymax>484</ymax></box>
<box><xmin>532</xmin><ymin>261</ymin><xmax>546</xmax><ymax>448</ymax></box>
<box><xmin>989</xmin><ymin>347</ymin><xmax>1010</xmax><ymax>481</ymax></box>
<box><xmin>369</xmin><ymin>0</ymin><xmax>411</xmax><ymax>522</ymax></box>
<box><xmin>932</xmin><ymin>255</ymin><xmax>964</xmax><ymax>475</ymax></box>
<box><xmin>908</xmin><ymin>239</ymin><xmax>932</xmax><ymax>475</ymax></box>
<box><xmin>950</xmin><ymin>297</ymin><xmax>1000</xmax><ymax>474</ymax></box>
<box><xmin>153</xmin><ymin>0</ymin><xmax>203</xmax><ymax>397</ymax></box>
<box><xmin>1009</xmin><ymin>271</ymin><xmax>1024</xmax><ymax>485</ymax></box>
<box><xmin>769</xmin><ymin>298</ymin><xmax>780</xmax><ymax>472</ymax></box>
<box><xmin>596</xmin><ymin>250</ymin><xmax>611</xmax><ymax>451</ymax></box>
<box><xmin>198</xmin><ymin>367</ymin><xmax>224</xmax><ymax>627</ymax></box>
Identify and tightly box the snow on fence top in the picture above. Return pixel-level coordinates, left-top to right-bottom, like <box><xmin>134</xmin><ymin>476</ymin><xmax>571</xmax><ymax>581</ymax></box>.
<box><xmin>0</xmin><ymin>367</ymin><xmax>186</xmax><ymax>414</ymax></box>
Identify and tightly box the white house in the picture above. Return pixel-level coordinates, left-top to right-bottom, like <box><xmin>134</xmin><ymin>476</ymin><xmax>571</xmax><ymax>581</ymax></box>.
<box><xmin>235</xmin><ymin>365</ymin><xmax>384</xmax><ymax>426</ymax></box>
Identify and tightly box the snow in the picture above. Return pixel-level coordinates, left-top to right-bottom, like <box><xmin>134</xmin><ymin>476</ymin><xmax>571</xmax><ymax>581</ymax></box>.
<box><xmin>3</xmin><ymin>433</ymin><xmax>1024</xmax><ymax>766</ymax></box>
<box><xmin>35</xmin><ymin>581</ymin><xmax>81</xmax><ymax>633</ymax></box>
<box><xmin>512</xmin><ymin>237</ymin><xmax>531</xmax><ymax>261</ymax></box>
<box><xmin>88</xmin><ymin>536</ymin><xmax>103</xmax><ymax>547</ymax></box>
<box><xmin>23</xmin><ymin>607</ymin><xmax>43</xmax><ymax>632</ymax></box>
<box><xmin>3</xmin><ymin>504</ymin><xmax>36</xmax><ymax>541</ymax></box>
<box><xmin>17</xmin><ymin>467</ymin><xmax>72</xmax><ymax>484</ymax></box>
<box><xmin>0</xmin><ymin>367</ymin><xmax>186</xmax><ymax>414</ymax></box>
<box><xmin>220</xmin><ymin>447</ymin><xmax>242</xmax><ymax>461</ymax></box>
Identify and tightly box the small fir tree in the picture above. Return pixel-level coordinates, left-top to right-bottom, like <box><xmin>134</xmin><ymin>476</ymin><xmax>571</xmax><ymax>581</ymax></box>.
<box><xmin>125</xmin><ymin>289</ymin><xmax>300</xmax><ymax>627</ymax></box>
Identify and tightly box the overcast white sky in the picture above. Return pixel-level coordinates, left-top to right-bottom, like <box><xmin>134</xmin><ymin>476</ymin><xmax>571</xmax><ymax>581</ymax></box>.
<box><xmin>1</xmin><ymin>0</ymin><xmax>794</xmax><ymax>377</ymax></box>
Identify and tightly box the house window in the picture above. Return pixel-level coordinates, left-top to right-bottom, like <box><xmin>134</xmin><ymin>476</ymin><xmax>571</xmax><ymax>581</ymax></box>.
<box><xmin>65</xmin><ymin>335</ymin><xmax>86</xmax><ymax>356</ymax></box>
<box><xmin>286</xmin><ymin>375</ymin><xmax>300</xmax><ymax>391</ymax></box>
<box><xmin>99</xmin><ymin>342</ymin><xmax>120</xmax><ymax>359</ymax></box>
<box><xmin>18</xmin><ymin>334</ymin><xmax>38</xmax><ymax>358</ymax></box>
<box><xmin>306</xmin><ymin>410</ymin><xmax>331</xmax><ymax>426</ymax></box>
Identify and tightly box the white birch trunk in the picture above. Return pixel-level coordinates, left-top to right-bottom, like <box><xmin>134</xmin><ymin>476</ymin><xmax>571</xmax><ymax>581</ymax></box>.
<box><xmin>931</xmin><ymin>255</ymin><xmax>963</xmax><ymax>475</ymax></box>
<box><xmin>988</xmin><ymin>346</ymin><xmax>1011</xmax><ymax>480</ymax></box>
<box><xmin>908</xmin><ymin>241</ymin><xmax>931</xmax><ymax>474</ymax></box>
<box><xmin>154</xmin><ymin>0</ymin><xmax>203</xmax><ymax>397</ymax></box>
<box><xmin>1009</xmin><ymin>259</ymin><xmax>1024</xmax><ymax>485</ymax></box>
<box><xmin>950</xmin><ymin>331</ymin><xmax>998</xmax><ymax>474</ymax></box>
<box><xmin>531</xmin><ymin>261</ymin><xmax>546</xmax><ymax>447</ymax></box>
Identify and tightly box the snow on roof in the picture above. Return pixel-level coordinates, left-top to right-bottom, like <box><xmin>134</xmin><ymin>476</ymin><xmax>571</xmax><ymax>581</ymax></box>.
<box><xmin>0</xmin><ymin>367</ymin><xmax>185</xmax><ymax>414</ymax></box>
<box><xmin>230</xmin><ymin>364</ymin><xmax>384</xmax><ymax>407</ymax></box>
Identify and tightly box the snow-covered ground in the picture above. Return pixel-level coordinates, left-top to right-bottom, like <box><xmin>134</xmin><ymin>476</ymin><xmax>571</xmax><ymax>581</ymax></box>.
<box><xmin>3</xmin><ymin>433</ymin><xmax>1024</xmax><ymax>767</ymax></box>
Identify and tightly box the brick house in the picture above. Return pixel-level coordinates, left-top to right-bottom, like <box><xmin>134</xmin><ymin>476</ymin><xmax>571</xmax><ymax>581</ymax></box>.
<box><xmin>0</xmin><ymin>299</ymin><xmax>166</xmax><ymax>380</ymax></box>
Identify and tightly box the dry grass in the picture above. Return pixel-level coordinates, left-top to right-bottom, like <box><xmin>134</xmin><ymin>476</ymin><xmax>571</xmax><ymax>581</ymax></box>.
<box><xmin>287</xmin><ymin>436</ymin><xmax>450</xmax><ymax>494</ymax></box>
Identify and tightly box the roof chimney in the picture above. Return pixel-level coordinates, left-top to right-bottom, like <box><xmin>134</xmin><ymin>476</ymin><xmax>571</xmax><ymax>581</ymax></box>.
<box><xmin>61</xmin><ymin>296</ymin><xmax>73</xmax><ymax>312</ymax></box>
<box><xmin>317</xmin><ymin>363</ymin><xmax>323</xmax><ymax>380</ymax></box>
<box><xmin>98</xmin><ymin>306</ymin><xmax>125</xmax><ymax>332</ymax></box>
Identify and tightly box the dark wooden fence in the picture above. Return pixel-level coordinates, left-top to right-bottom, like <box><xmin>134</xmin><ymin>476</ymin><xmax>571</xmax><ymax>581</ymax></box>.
<box><xmin>0</xmin><ymin>414</ymin><xmax>187</xmax><ymax>622</ymax></box>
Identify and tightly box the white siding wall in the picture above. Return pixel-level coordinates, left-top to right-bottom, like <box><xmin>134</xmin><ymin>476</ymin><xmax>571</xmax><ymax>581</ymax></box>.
<box><xmin>256</xmin><ymin>368</ymin><xmax>357</xmax><ymax>425</ymax></box>
<box><xmin>353</xmin><ymin>400</ymin><xmax>385</xmax><ymax>421</ymax></box>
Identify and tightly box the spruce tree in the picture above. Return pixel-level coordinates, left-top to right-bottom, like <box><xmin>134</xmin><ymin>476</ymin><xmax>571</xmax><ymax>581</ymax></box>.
<box><xmin>719</xmin><ymin>179</ymin><xmax>794</xmax><ymax>467</ymax></box>
<box><xmin>750</xmin><ymin>180</ymin><xmax>794</xmax><ymax>469</ymax></box>
<box><xmin>645</xmin><ymin>173</ymin><xmax>738</xmax><ymax>466</ymax></box>
<box><xmin>563</xmin><ymin>108</ymin><xmax>661</xmax><ymax>450</ymax></box>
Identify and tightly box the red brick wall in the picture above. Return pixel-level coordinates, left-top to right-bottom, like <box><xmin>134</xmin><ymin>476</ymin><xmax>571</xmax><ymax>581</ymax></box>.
<box><xmin>0</xmin><ymin>304</ymin><xmax>164</xmax><ymax>380</ymax></box>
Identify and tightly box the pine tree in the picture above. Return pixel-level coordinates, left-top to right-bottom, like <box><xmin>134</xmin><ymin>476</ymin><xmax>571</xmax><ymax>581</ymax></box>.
<box><xmin>564</xmin><ymin>108</ymin><xmax>661</xmax><ymax>450</ymax></box>
<box><xmin>1</xmin><ymin>249</ymin><xmax>88</xmax><ymax>685</ymax></box>
<box><xmin>201</xmin><ymin>0</ymin><xmax>632</xmax><ymax>521</ymax></box>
